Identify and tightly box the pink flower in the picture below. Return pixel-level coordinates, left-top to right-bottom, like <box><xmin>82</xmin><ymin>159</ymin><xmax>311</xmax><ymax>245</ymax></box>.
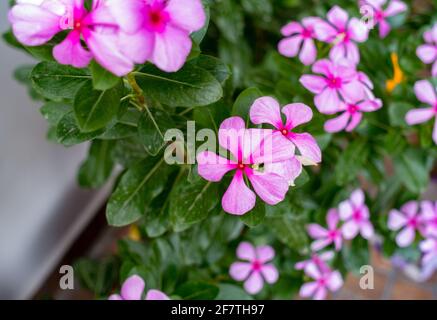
<box><xmin>229</xmin><ymin>242</ymin><xmax>279</xmax><ymax>295</ymax></box>
<box><xmin>314</xmin><ymin>6</ymin><xmax>369</xmax><ymax>64</ymax></box>
<box><xmin>8</xmin><ymin>0</ymin><xmax>134</xmax><ymax>76</ymax></box>
<box><xmin>324</xmin><ymin>96</ymin><xmax>382</xmax><ymax>133</ymax></box>
<box><xmin>339</xmin><ymin>189</ymin><xmax>374</xmax><ymax>240</ymax></box>
<box><xmin>388</xmin><ymin>201</ymin><xmax>424</xmax><ymax>247</ymax></box>
<box><xmin>299</xmin><ymin>264</ymin><xmax>343</xmax><ymax>300</ymax></box>
<box><xmin>416</xmin><ymin>24</ymin><xmax>437</xmax><ymax>76</ymax></box>
<box><xmin>307</xmin><ymin>209</ymin><xmax>343</xmax><ymax>251</ymax></box>
<box><xmin>108</xmin><ymin>0</ymin><xmax>206</xmax><ymax>72</ymax></box>
<box><xmin>295</xmin><ymin>251</ymin><xmax>334</xmax><ymax>274</ymax></box>
<box><xmin>421</xmin><ymin>201</ymin><xmax>437</xmax><ymax>237</ymax></box>
<box><xmin>420</xmin><ymin>237</ymin><xmax>437</xmax><ymax>266</ymax></box>
<box><xmin>300</xmin><ymin>59</ymin><xmax>365</xmax><ymax>114</ymax></box>
<box><xmin>405</xmin><ymin>80</ymin><xmax>437</xmax><ymax>144</ymax></box>
<box><xmin>197</xmin><ymin>117</ymin><xmax>295</xmax><ymax>215</ymax></box>
<box><xmin>108</xmin><ymin>275</ymin><xmax>170</xmax><ymax>300</ymax></box>
<box><xmin>278</xmin><ymin>17</ymin><xmax>323</xmax><ymax>66</ymax></box>
<box><xmin>249</xmin><ymin>97</ymin><xmax>321</xmax><ymax>177</ymax></box>
<box><xmin>360</xmin><ymin>0</ymin><xmax>407</xmax><ymax>38</ymax></box>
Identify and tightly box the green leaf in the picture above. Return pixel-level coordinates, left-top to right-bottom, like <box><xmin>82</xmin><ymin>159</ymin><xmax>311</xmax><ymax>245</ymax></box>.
<box><xmin>216</xmin><ymin>284</ymin><xmax>253</xmax><ymax>300</ymax></box>
<box><xmin>99</xmin><ymin>109</ymin><xmax>139</xmax><ymax>140</ymax></box>
<box><xmin>341</xmin><ymin>237</ymin><xmax>370</xmax><ymax>275</ymax></box>
<box><xmin>106</xmin><ymin>157</ymin><xmax>171</xmax><ymax>226</ymax></box>
<box><xmin>138</xmin><ymin>109</ymin><xmax>174</xmax><ymax>156</ymax></box>
<box><xmin>31</xmin><ymin>62</ymin><xmax>91</xmax><ymax>100</ymax></box>
<box><xmin>56</xmin><ymin>112</ymin><xmax>105</xmax><ymax>146</ymax></box>
<box><xmin>240</xmin><ymin>201</ymin><xmax>265</xmax><ymax>227</ymax></box>
<box><xmin>191</xmin><ymin>1</ymin><xmax>210</xmax><ymax>45</ymax></box>
<box><xmin>40</xmin><ymin>102</ymin><xmax>72</xmax><ymax>126</ymax></box>
<box><xmin>388</xmin><ymin>102</ymin><xmax>412</xmax><ymax>127</ymax></box>
<box><xmin>394</xmin><ymin>148</ymin><xmax>430</xmax><ymax>194</ymax></box>
<box><xmin>135</xmin><ymin>63</ymin><xmax>223</xmax><ymax>107</ymax></box>
<box><xmin>170</xmin><ymin>171</ymin><xmax>219</xmax><ymax>232</ymax></box>
<box><xmin>232</xmin><ymin>87</ymin><xmax>263</xmax><ymax>124</ymax></box>
<box><xmin>192</xmin><ymin>55</ymin><xmax>231</xmax><ymax>84</ymax></box>
<box><xmin>174</xmin><ymin>282</ymin><xmax>219</xmax><ymax>300</ymax></box>
<box><xmin>78</xmin><ymin>140</ymin><xmax>115</xmax><ymax>188</ymax></box>
<box><xmin>335</xmin><ymin>138</ymin><xmax>369</xmax><ymax>186</ymax></box>
<box><xmin>74</xmin><ymin>81</ymin><xmax>123</xmax><ymax>132</ymax></box>
<box><xmin>89</xmin><ymin>61</ymin><xmax>120</xmax><ymax>90</ymax></box>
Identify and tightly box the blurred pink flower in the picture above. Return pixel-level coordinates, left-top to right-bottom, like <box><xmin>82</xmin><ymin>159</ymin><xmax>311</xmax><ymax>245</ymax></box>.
<box><xmin>388</xmin><ymin>201</ymin><xmax>424</xmax><ymax>247</ymax></box>
<box><xmin>307</xmin><ymin>209</ymin><xmax>343</xmax><ymax>251</ymax></box>
<box><xmin>420</xmin><ymin>237</ymin><xmax>437</xmax><ymax>266</ymax></box>
<box><xmin>108</xmin><ymin>0</ymin><xmax>206</xmax><ymax>72</ymax></box>
<box><xmin>9</xmin><ymin>0</ymin><xmax>134</xmax><ymax>76</ymax></box>
<box><xmin>108</xmin><ymin>275</ymin><xmax>169</xmax><ymax>300</ymax></box>
<box><xmin>405</xmin><ymin>80</ymin><xmax>437</xmax><ymax>144</ymax></box>
<box><xmin>421</xmin><ymin>201</ymin><xmax>437</xmax><ymax>237</ymax></box>
<box><xmin>360</xmin><ymin>0</ymin><xmax>407</xmax><ymax>38</ymax></box>
<box><xmin>249</xmin><ymin>97</ymin><xmax>321</xmax><ymax>177</ymax></box>
<box><xmin>417</xmin><ymin>24</ymin><xmax>437</xmax><ymax>76</ymax></box>
<box><xmin>314</xmin><ymin>6</ymin><xmax>369</xmax><ymax>64</ymax></box>
<box><xmin>300</xmin><ymin>59</ymin><xmax>365</xmax><ymax>114</ymax></box>
<box><xmin>295</xmin><ymin>251</ymin><xmax>334</xmax><ymax>274</ymax></box>
<box><xmin>278</xmin><ymin>17</ymin><xmax>323</xmax><ymax>66</ymax></box>
<box><xmin>339</xmin><ymin>189</ymin><xmax>374</xmax><ymax>240</ymax></box>
<box><xmin>229</xmin><ymin>242</ymin><xmax>278</xmax><ymax>295</ymax></box>
<box><xmin>197</xmin><ymin>117</ymin><xmax>295</xmax><ymax>215</ymax></box>
<box><xmin>324</xmin><ymin>96</ymin><xmax>382</xmax><ymax>133</ymax></box>
<box><xmin>299</xmin><ymin>263</ymin><xmax>343</xmax><ymax>300</ymax></box>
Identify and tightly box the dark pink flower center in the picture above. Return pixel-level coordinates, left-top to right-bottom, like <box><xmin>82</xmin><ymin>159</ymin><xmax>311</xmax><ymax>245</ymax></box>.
<box><xmin>317</xmin><ymin>278</ymin><xmax>327</xmax><ymax>286</ymax></box>
<box><xmin>237</xmin><ymin>163</ymin><xmax>245</xmax><ymax>170</ymax></box>
<box><xmin>375</xmin><ymin>10</ymin><xmax>385</xmax><ymax>22</ymax></box>
<box><xmin>280</xmin><ymin>128</ymin><xmax>289</xmax><ymax>136</ymax></box>
<box><xmin>347</xmin><ymin>104</ymin><xmax>359</xmax><ymax>114</ymax></box>
<box><xmin>328</xmin><ymin>230</ymin><xmax>339</xmax><ymax>240</ymax></box>
<box><xmin>145</xmin><ymin>3</ymin><xmax>170</xmax><ymax>33</ymax></box>
<box><xmin>302</xmin><ymin>28</ymin><xmax>312</xmax><ymax>39</ymax></box>
<box><xmin>252</xmin><ymin>260</ymin><xmax>262</xmax><ymax>271</ymax></box>
<box><xmin>337</xmin><ymin>31</ymin><xmax>350</xmax><ymax>43</ymax></box>
<box><xmin>327</xmin><ymin>76</ymin><xmax>343</xmax><ymax>89</ymax></box>
<box><xmin>408</xmin><ymin>217</ymin><xmax>419</xmax><ymax>228</ymax></box>
<box><xmin>353</xmin><ymin>209</ymin><xmax>363</xmax><ymax>222</ymax></box>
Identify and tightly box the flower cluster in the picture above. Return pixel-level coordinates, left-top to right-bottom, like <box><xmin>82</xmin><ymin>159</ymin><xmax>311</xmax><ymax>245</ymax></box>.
<box><xmin>8</xmin><ymin>0</ymin><xmax>206</xmax><ymax>75</ymax></box>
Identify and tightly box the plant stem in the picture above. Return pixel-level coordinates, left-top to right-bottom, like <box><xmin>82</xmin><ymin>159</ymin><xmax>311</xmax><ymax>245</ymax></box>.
<box><xmin>126</xmin><ymin>72</ymin><xmax>146</xmax><ymax>108</ymax></box>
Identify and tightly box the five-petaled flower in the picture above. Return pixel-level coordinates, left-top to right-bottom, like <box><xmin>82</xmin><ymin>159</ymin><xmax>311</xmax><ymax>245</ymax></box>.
<box><xmin>108</xmin><ymin>275</ymin><xmax>170</xmax><ymax>300</ymax></box>
<box><xmin>299</xmin><ymin>263</ymin><xmax>343</xmax><ymax>300</ymax></box>
<box><xmin>229</xmin><ymin>242</ymin><xmax>279</xmax><ymax>295</ymax></box>
<box><xmin>417</xmin><ymin>23</ymin><xmax>437</xmax><ymax>77</ymax></box>
<box><xmin>295</xmin><ymin>251</ymin><xmax>335</xmax><ymax>274</ymax></box>
<box><xmin>388</xmin><ymin>201</ymin><xmax>424</xmax><ymax>248</ymax></box>
<box><xmin>307</xmin><ymin>209</ymin><xmax>343</xmax><ymax>251</ymax></box>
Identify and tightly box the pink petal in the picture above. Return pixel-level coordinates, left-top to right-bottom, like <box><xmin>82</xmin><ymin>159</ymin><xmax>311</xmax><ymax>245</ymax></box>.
<box><xmin>118</xmin><ymin>29</ymin><xmax>154</xmax><ymax>64</ymax></box>
<box><xmin>278</xmin><ymin>35</ymin><xmax>303</xmax><ymax>58</ymax></box>
<box><xmin>249</xmin><ymin>97</ymin><xmax>283</xmax><ymax>128</ymax></box>
<box><xmin>166</xmin><ymin>0</ymin><xmax>206</xmax><ymax>33</ymax></box>
<box><xmin>299</xmin><ymin>38</ymin><xmax>317</xmax><ymax>66</ymax></box>
<box><xmin>414</xmin><ymin>80</ymin><xmax>437</xmax><ymax>106</ymax></box>
<box><xmin>305</xmin><ymin>263</ymin><xmax>322</xmax><ymax>279</ymax></box>
<box><xmin>282</xmin><ymin>103</ymin><xmax>313</xmax><ymax>129</ymax></box>
<box><xmin>358</xmin><ymin>99</ymin><xmax>382</xmax><ymax>112</ymax></box>
<box><xmin>324</xmin><ymin>112</ymin><xmax>350</xmax><ymax>133</ymax></box>
<box><xmin>345</xmin><ymin>42</ymin><xmax>361</xmax><ymax>65</ymax></box>
<box><xmin>264</xmin><ymin>157</ymin><xmax>302</xmax><ymax>185</ymax></box>
<box><xmin>222</xmin><ymin>171</ymin><xmax>256</xmax><ymax>215</ymax></box>
<box><xmin>299</xmin><ymin>282</ymin><xmax>318</xmax><ymax>298</ymax></box>
<box><xmin>315</xmin><ymin>88</ymin><xmax>342</xmax><ymax>114</ymax></box>
<box><xmin>108</xmin><ymin>294</ymin><xmax>122</xmax><ymax>300</ymax></box>
<box><xmin>229</xmin><ymin>262</ymin><xmax>252</xmax><ymax>281</ymax></box>
<box><xmin>244</xmin><ymin>271</ymin><xmax>264</xmax><ymax>295</ymax></box>
<box><xmin>350</xmin><ymin>189</ymin><xmax>365</xmax><ymax>207</ymax></box>
<box><xmin>420</xmin><ymin>238</ymin><xmax>436</xmax><ymax>252</ymax></box>
<box><xmin>247</xmin><ymin>171</ymin><xmax>289</xmax><ymax>206</ymax></box>
<box><xmin>342</xmin><ymin>220</ymin><xmax>360</xmax><ymax>240</ymax></box>
<box><xmin>250</xmin><ymin>131</ymin><xmax>295</xmax><ymax>164</ymax></box>
<box><xmin>299</xmin><ymin>75</ymin><xmax>326</xmax><ymax>94</ymax></box>
<box><xmin>314</xmin><ymin>21</ymin><xmax>338</xmax><ymax>42</ymax></box>
<box><xmin>405</xmin><ymin>108</ymin><xmax>435</xmax><ymax>125</ymax></box>
<box><xmin>197</xmin><ymin>151</ymin><xmax>236</xmax><ymax>182</ymax></box>
<box><xmin>53</xmin><ymin>31</ymin><xmax>93</xmax><ymax>68</ymax></box>
<box><xmin>379</xmin><ymin>19</ymin><xmax>391</xmax><ymax>38</ymax></box>
<box><xmin>219</xmin><ymin>117</ymin><xmax>245</xmax><ymax>161</ymax></box>
<box><xmin>237</xmin><ymin>242</ymin><xmax>256</xmax><ymax>261</ymax></box>
<box><xmin>327</xmin><ymin>6</ymin><xmax>349</xmax><ymax>30</ymax></box>
<box><xmin>327</xmin><ymin>271</ymin><xmax>343</xmax><ymax>291</ymax></box>
<box><xmin>146</xmin><ymin>289</ymin><xmax>170</xmax><ymax>300</ymax></box>
<box><xmin>313</xmin><ymin>287</ymin><xmax>328</xmax><ymax>300</ymax></box>
<box><xmin>121</xmin><ymin>275</ymin><xmax>145</xmax><ymax>300</ymax></box>
<box><xmin>360</xmin><ymin>221</ymin><xmax>375</xmax><ymax>239</ymax></box>
<box><xmin>256</xmin><ymin>245</ymin><xmax>275</xmax><ymax>263</ymax></box>
<box><xmin>401</xmin><ymin>201</ymin><xmax>418</xmax><ymax>218</ymax></box>
<box><xmin>340</xmin><ymin>80</ymin><xmax>366</xmax><ymax>104</ymax></box>
<box><xmin>396</xmin><ymin>226</ymin><xmax>416</xmax><ymax>247</ymax></box>
<box><xmin>329</xmin><ymin>44</ymin><xmax>346</xmax><ymax>63</ymax></box>
<box><xmin>348</xmin><ymin>18</ymin><xmax>369</xmax><ymax>42</ymax></box>
<box><xmin>261</xmin><ymin>264</ymin><xmax>279</xmax><ymax>284</ymax></box>
<box><xmin>345</xmin><ymin>112</ymin><xmax>363</xmax><ymax>131</ymax></box>
<box><xmin>385</xmin><ymin>0</ymin><xmax>407</xmax><ymax>16</ymax></box>
<box><xmin>388</xmin><ymin>209</ymin><xmax>408</xmax><ymax>230</ymax></box>
<box><xmin>307</xmin><ymin>224</ymin><xmax>329</xmax><ymax>239</ymax></box>
<box><xmin>288</xmin><ymin>132</ymin><xmax>321</xmax><ymax>165</ymax></box>
<box><xmin>421</xmin><ymin>201</ymin><xmax>436</xmax><ymax>220</ymax></box>
<box><xmin>150</xmin><ymin>25</ymin><xmax>192</xmax><ymax>72</ymax></box>
<box><xmin>312</xmin><ymin>59</ymin><xmax>335</xmax><ymax>76</ymax></box>
<box><xmin>311</xmin><ymin>238</ymin><xmax>332</xmax><ymax>251</ymax></box>
<box><xmin>107</xmin><ymin>0</ymin><xmax>145</xmax><ymax>33</ymax></box>
<box><xmin>417</xmin><ymin>44</ymin><xmax>437</xmax><ymax>64</ymax></box>
<box><xmin>280</xmin><ymin>21</ymin><xmax>303</xmax><ymax>36</ymax></box>
<box><xmin>339</xmin><ymin>201</ymin><xmax>353</xmax><ymax>220</ymax></box>
<box><xmin>327</xmin><ymin>208</ymin><xmax>340</xmax><ymax>229</ymax></box>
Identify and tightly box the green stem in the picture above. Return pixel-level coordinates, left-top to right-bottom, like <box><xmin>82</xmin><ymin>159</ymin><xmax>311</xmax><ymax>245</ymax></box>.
<box><xmin>126</xmin><ymin>72</ymin><xmax>146</xmax><ymax>109</ymax></box>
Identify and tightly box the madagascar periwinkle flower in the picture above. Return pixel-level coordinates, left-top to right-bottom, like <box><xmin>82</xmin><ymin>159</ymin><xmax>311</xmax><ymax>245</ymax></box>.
<box><xmin>307</xmin><ymin>209</ymin><xmax>343</xmax><ymax>252</ymax></box>
<box><xmin>108</xmin><ymin>0</ymin><xmax>206</xmax><ymax>72</ymax></box>
<box><xmin>108</xmin><ymin>275</ymin><xmax>170</xmax><ymax>300</ymax></box>
<box><xmin>324</xmin><ymin>95</ymin><xmax>382</xmax><ymax>133</ymax></box>
<box><xmin>339</xmin><ymin>189</ymin><xmax>374</xmax><ymax>240</ymax></box>
<box><xmin>388</xmin><ymin>201</ymin><xmax>424</xmax><ymax>248</ymax></box>
<box><xmin>360</xmin><ymin>0</ymin><xmax>407</xmax><ymax>38</ymax></box>
<box><xmin>299</xmin><ymin>263</ymin><xmax>343</xmax><ymax>300</ymax></box>
<box><xmin>249</xmin><ymin>96</ymin><xmax>322</xmax><ymax>174</ymax></box>
<box><xmin>229</xmin><ymin>242</ymin><xmax>278</xmax><ymax>295</ymax></box>
<box><xmin>421</xmin><ymin>201</ymin><xmax>437</xmax><ymax>237</ymax></box>
<box><xmin>405</xmin><ymin>80</ymin><xmax>437</xmax><ymax>144</ymax></box>
<box><xmin>196</xmin><ymin>117</ymin><xmax>295</xmax><ymax>215</ymax></box>
<box><xmin>295</xmin><ymin>251</ymin><xmax>334</xmax><ymax>274</ymax></box>
<box><xmin>300</xmin><ymin>59</ymin><xmax>365</xmax><ymax>113</ymax></box>
<box><xmin>314</xmin><ymin>6</ymin><xmax>369</xmax><ymax>65</ymax></box>
<box><xmin>417</xmin><ymin>24</ymin><xmax>437</xmax><ymax>77</ymax></box>
<box><xmin>9</xmin><ymin>0</ymin><xmax>134</xmax><ymax>76</ymax></box>
<box><xmin>278</xmin><ymin>17</ymin><xmax>323</xmax><ymax>66</ymax></box>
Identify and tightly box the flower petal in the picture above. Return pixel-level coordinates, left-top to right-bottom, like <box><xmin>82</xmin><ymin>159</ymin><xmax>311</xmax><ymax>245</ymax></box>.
<box><xmin>278</xmin><ymin>35</ymin><xmax>303</xmax><ymax>58</ymax></box>
<box><xmin>327</xmin><ymin>271</ymin><xmax>343</xmax><ymax>291</ymax></box>
<box><xmin>249</xmin><ymin>97</ymin><xmax>283</xmax><ymax>128</ymax></box>
<box><xmin>222</xmin><ymin>171</ymin><xmax>256</xmax><ymax>215</ymax></box>
<box><xmin>280</xmin><ymin>21</ymin><xmax>303</xmax><ymax>36</ymax></box>
<box><xmin>118</xmin><ymin>29</ymin><xmax>154</xmax><ymax>64</ymax></box>
<box><xmin>327</xmin><ymin>6</ymin><xmax>349</xmax><ymax>30</ymax></box>
<box><xmin>197</xmin><ymin>151</ymin><xmax>236</xmax><ymax>182</ymax></box>
<box><xmin>307</xmin><ymin>224</ymin><xmax>329</xmax><ymax>239</ymax></box>
<box><xmin>107</xmin><ymin>0</ymin><xmax>145</xmax><ymax>33</ymax></box>
<box><xmin>244</xmin><ymin>271</ymin><xmax>264</xmax><ymax>295</ymax></box>
<box><xmin>385</xmin><ymin>0</ymin><xmax>407</xmax><ymax>16</ymax></box>
<box><xmin>264</xmin><ymin>157</ymin><xmax>302</xmax><ymax>186</ymax></box>
<box><xmin>314</xmin><ymin>21</ymin><xmax>338</xmax><ymax>42</ymax></box>
<box><xmin>108</xmin><ymin>294</ymin><xmax>122</xmax><ymax>300</ymax></box>
<box><xmin>311</xmin><ymin>238</ymin><xmax>332</xmax><ymax>251</ymax></box>
<box><xmin>388</xmin><ymin>209</ymin><xmax>408</xmax><ymax>230</ymax></box>
<box><xmin>339</xmin><ymin>200</ymin><xmax>353</xmax><ymax>220</ymax></box>
<box><xmin>229</xmin><ymin>262</ymin><xmax>252</xmax><ymax>281</ymax></box>
<box><xmin>282</xmin><ymin>103</ymin><xmax>313</xmax><ymax>129</ymax></box>
<box><xmin>247</xmin><ymin>171</ymin><xmax>289</xmax><ymax>206</ymax></box>
<box><xmin>414</xmin><ymin>80</ymin><xmax>437</xmax><ymax>106</ymax></box>
<box><xmin>401</xmin><ymin>201</ymin><xmax>419</xmax><ymax>218</ymax></box>
<box><xmin>348</xmin><ymin>18</ymin><xmax>369</xmax><ymax>42</ymax></box>
<box><xmin>166</xmin><ymin>0</ymin><xmax>206</xmax><ymax>33</ymax></box>
<box><xmin>396</xmin><ymin>226</ymin><xmax>416</xmax><ymax>247</ymax></box>
<box><xmin>342</xmin><ymin>220</ymin><xmax>360</xmax><ymax>240</ymax></box>
<box><xmin>299</xmin><ymin>282</ymin><xmax>318</xmax><ymax>298</ymax></box>
<box><xmin>324</xmin><ymin>112</ymin><xmax>350</xmax><ymax>133</ymax></box>
<box><xmin>300</xmin><ymin>75</ymin><xmax>327</xmax><ymax>94</ymax></box>
<box><xmin>121</xmin><ymin>275</ymin><xmax>145</xmax><ymax>300</ymax></box>
<box><xmin>417</xmin><ymin>44</ymin><xmax>437</xmax><ymax>64</ymax></box>
<box><xmin>299</xmin><ymin>38</ymin><xmax>317</xmax><ymax>66</ymax></box>
<box><xmin>256</xmin><ymin>245</ymin><xmax>275</xmax><ymax>263</ymax></box>
<box><xmin>405</xmin><ymin>108</ymin><xmax>435</xmax><ymax>125</ymax></box>
<box><xmin>327</xmin><ymin>208</ymin><xmax>340</xmax><ymax>230</ymax></box>
<box><xmin>360</xmin><ymin>221</ymin><xmax>374</xmax><ymax>240</ymax></box>
<box><xmin>146</xmin><ymin>289</ymin><xmax>170</xmax><ymax>300</ymax></box>
<box><xmin>53</xmin><ymin>30</ymin><xmax>93</xmax><ymax>68</ymax></box>
<box><xmin>261</xmin><ymin>264</ymin><xmax>279</xmax><ymax>284</ymax></box>
<box><xmin>315</xmin><ymin>88</ymin><xmax>342</xmax><ymax>114</ymax></box>
<box><xmin>288</xmin><ymin>132</ymin><xmax>322</xmax><ymax>165</ymax></box>
<box><xmin>219</xmin><ymin>117</ymin><xmax>245</xmax><ymax>160</ymax></box>
<box><xmin>236</xmin><ymin>241</ymin><xmax>256</xmax><ymax>261</ymax></box>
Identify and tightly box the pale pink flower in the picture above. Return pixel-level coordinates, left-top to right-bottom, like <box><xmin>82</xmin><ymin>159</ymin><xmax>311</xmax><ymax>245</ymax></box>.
<box><xmin>295</xmin><ymin>251</ymin><xmax>335</xmax><ymax>274</ymax></box>
<box><xmin>357</xmin><ymin>71</ymin><xmax>376</xmax><ymax>99</ymax></box>
<box><xmin>421</xmin><ymin>201</ymin><xmax>437</xmax><ymax>237</ymax></box>
<box><xmin>307</xmin><ymin>209</ymin><xmax>343</xmax><ymax>251</ymax></box>
<box><xmin>420</xmin><ymin>237</ymin><xmax>437</xmax><ymax>266</ymax></box>
<box><xmin>360</xmin><ymin>0</ymin><xmax>407</xmax><ymax>38</ymax></box>
<box><xmin>249</xmin><ymin>97</ymin><xmax>321</xmax><ymax>178</ymax></box>
<box><xmin>229</xmin><ymin>242</ymin><xmax>279</xmax><ymax>295</ymax></box>
<box><xmin>108</xmin><ymin>275</ymin><xmax>170</xmax><ymax>300</ymax></box>
<box><xmin>108</xmin><ymin>0</ymin><xmax>206</xmax><ymax>72</ymax></box>
<box><xmin>416</xmin><ymin>24</ymin><xmax>437</xmax><ymax>76</ymax></box>
<box><xmin>299</xmin><ymin>264</ymin><xmax>343</xmax><ymax>300</ymax></box>
<box><xmin>196</xmin><ymin>117</ymin><xmax>295</xmax><ymax>215</ymax></box>
<box><xmin>405</xmin><ymin>80</ymin><xmax>437</xmax><ymax>144</ymax></box>
<box><xmin>278</xmin><ymin>17</ymin><xmax>323</xmax><ymax>66</ymax></box>
<box><xmin>8</xmin><ymin>0</ymin><xmax>134</xmax><ymax>76</ymax></box>
<box><xmin>324</xmin><ymin>96</ymin><xmax>382</xmax><ymax>133</ymax></box>
<box><xmin>388</xmin><ymin>201</ymin><xmax>424</xmax><ymax>247</ymax></box>
<box><xmin>339</xmin><ymin>189</ymin><xmax>374</xmax><ymax>240</ymax></box>
<box><xmin>314</xmin><ymin>6</ymin><xmax>369</xmax><ymax>64</ymax></box>
<box><xmin>300</xmin><ymin>58</ymin><xmax>365</xmax><ymax>114</ymax></box>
